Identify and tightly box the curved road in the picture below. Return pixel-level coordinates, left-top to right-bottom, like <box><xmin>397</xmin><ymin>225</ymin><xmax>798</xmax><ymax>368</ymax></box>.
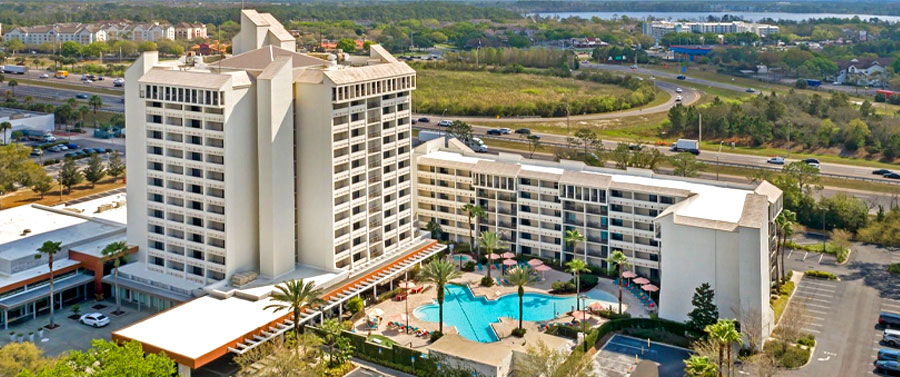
<box><xmin>413</xmin><ymin>79</ymin><xmax>700</xmax><ymax>124</ymax></box>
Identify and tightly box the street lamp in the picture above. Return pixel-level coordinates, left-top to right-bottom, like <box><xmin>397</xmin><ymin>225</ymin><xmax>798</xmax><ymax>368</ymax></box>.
<box><xmin>716</xmin><ymin>141</ymin><xmax>723</xmax><ymax>181</ymax></box>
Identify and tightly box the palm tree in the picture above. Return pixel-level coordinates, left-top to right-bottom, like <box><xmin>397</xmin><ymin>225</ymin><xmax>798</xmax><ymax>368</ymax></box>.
<box><xmin>505</xmin><ymin>267</ymin><xmax>535</xmax><ymax>331</ymax></box>
<box><xmin>607</xmin><ymin>250</ymin><xmax>630</xmax><ymax>314</ymax></box>
<box><xmin>420</xmin><ymin>259</ymin><xmax>462</xmax><ymax>334</ymax></box>
<box><xmin>479</xmin><ymin>231</ymin><xmax>504</xmax><ymax>281</ymax></box>
<box><xmin>684</xmin><ymin>355</ymin><xmax>717</xmax><ymax>377</ymax></box>
<box><xmin>425</xmin><ymin>218</ymin><xmax>443</xmax><ymax>241</ymax></box>
<box><xmin>0</xmin><ymin>121</ymin><xmax>11</xmax><ymax>145</ymax></box>
<box><xmin>775</xmin><ymin>209</ymin><xmax>797</xmax><ymax>287</ymax></box>
<box><xmin>77</xmin><ymin>105</ymin><xmax>90</xmax><ymax>125</ymax></box>
<box><xmin>264</xmin><ymin>279</ymin><xmax>324</xmax><ymax>336</ymax></box>
<box><xmin>705</xmin><ymin>319</ymin><xmax>739</xmax><ymax>377</ymax></box>
<box><xmin>101</xmin><ymin>241</ymin><xmax>129</xmax><ymax>315</ymax></box>
<box><xmin>722</xmin><ymin>320</ymin><xmax>743</xmax><ymax>377</ymax></box>
<box><xmin>564</xmin><ymin>229</ymin><xmax>586</xmax><ymax>258</ymax></box>
<box><xmin>88</xmin><ymin>95</ymin><xmax>103</xmax><ymax>123</ymax></box>
<box><xmin>35</xmin><ymin>241</ymin><xmax>62</xmax><ymax>328</ymax></box>
<box><xmin>7</xmin><ymin>80</ymin><xmax>17</xmax><ymax>97</ymax></box>
<box><xmin>565</xmin><ymin>259</ymin><xmax>590</xmax><ymax>313</ymax></box>
<box><xmin>462</xmin><ymin>204</ymin><xmax>486</xmax><ymax>254</ymax></box>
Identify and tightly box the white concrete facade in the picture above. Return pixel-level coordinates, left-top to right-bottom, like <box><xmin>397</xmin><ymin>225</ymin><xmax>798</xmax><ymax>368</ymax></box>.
<box><xmin>642</xmin><ymin>20</ymin><xmax>780</xmax><ymax>40</ymax></box>
<box><xmin>412</xmin><ymin>139</ymin><xmax>781</xmax><ymax>337</ymax></box>
<box><xmin>125</xmin><ymin>10</ymin><xmax>418</xmax><ymax>296</ymax></box>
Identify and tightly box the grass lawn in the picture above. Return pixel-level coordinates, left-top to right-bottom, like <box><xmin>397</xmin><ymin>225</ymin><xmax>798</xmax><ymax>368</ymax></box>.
<box><xmin>14</xmin><ymin>78</ymin><xmax>123</xmax><ymax>96</ymax></box>
<box><xmin>367</xmin><ymin>334</ymin><xmax>396</xmax><ymax>348</ymax></box>
<box><xmin>414</xmin><ymin>69</ymin><xmax>637</xmax><ymax>117</ymax></box>
<box><xmin>0</xmin><ymin>176</ymin><xmax>125</xmax><ymax>210</ymax></box>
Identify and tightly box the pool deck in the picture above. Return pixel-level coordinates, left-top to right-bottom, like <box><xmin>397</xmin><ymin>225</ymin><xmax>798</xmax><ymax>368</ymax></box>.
<box><xmin>352</xmin><ymin>262</ymin><xmax>651</xmax><ymax>351</ymax></box>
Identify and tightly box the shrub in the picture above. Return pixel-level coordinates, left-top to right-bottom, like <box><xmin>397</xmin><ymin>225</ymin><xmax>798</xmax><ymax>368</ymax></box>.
<box><xmin>772</xmin><ymin>281</ymin><xmax>794</xmax><ymax>321</ymax></box>
<box><xmin>578</xmin><ymin>274</ymin><xmax>599</xmax><ymax>290</ymax></box>
<box><xmin>430</xmin><ymin>331</ymin><xmax>443</xmax><ymax>342</ymax></box>
<box><xmin>889</xmin><ymin>263</ymin><xmax>900</xmax><ymax>275</ymax></box>
<box><xmin>511</xmin><ymin>327</ymin><xmax>527</xmax><ymax>337</ymax></box>
<box><xmin>797</xmin><ymin>334</ymin><xmax>816</xmax><ymax>347</ymax></box>
<box><xmin>765</xmin><ymin>340</ymin><xmax>810</xmax><ymax>368</ymax></box>
<box><xmin>377</xmin><ymin>288</ymin><xmax>401</xmax><ymax>303</ymax></box>
<box><xmin>795</xmin><ymin>79</ymin><xmax>808</xmax><ymax>89</ymax></box>
<box><xmin>346</xmin><ymin>297</ymin><xmax>364</xmax><ymax>315</ymax></box>
<box><xmin>480</xmin><ymin>276</ymin><xmax>494</xmax><ymax>287</ymax></box>
<box><xmin>804</xmin><ymin>270</ymin><xmax>837</xmax><ymax>280</ymax></box>
<box><xmin>594</xmin><ymin>309</ymin><xmax>631</xmax><ymax>320</ymax></box>
<box><xmin>551</xmin><ymin>281</ymin><xmax>576</xmax><ymax>293</ymax></box>
<box><xmin>462</xmin><ymin>261</ymin><xmax>476</xmax><ymax>272</ymax></box>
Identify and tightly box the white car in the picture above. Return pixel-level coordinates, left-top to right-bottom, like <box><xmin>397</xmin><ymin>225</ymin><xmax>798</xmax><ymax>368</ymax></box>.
<box><xmin>437</xmin><ymin>120</ymin><xmax>453</xmax><ymax>127</ymax></box>
<box><xmin>675</xmin><ymin>88</ymin><xmax>683</xmax><ymax>93</ymax></box>
<box><xmin>675</xmin><ymin>95</ymin><xmax>683</xmax><ymax>102</ymax></box>
<box><xmin>39</xmin><ymin>73</ymin><xmax>49</xmax><ymax>79</ymax></box>
<box><xmin>498</xmin><ymin>128</ymin><xmax>511</xmax><ymax>134</ymax></box>
<box><xmin>767</xmin><ymin>156</ymin><xmax>785</xmax><ymax>165</ymax></box>
<box><xmin>84</xmin><ymin>79</ymin><xmax>93</xmax><ymax>84</ymax></box>
<box><xmin>79</xmin><ymin>313</ymin><xmax>110</xmax><ymax>327</ymax></box>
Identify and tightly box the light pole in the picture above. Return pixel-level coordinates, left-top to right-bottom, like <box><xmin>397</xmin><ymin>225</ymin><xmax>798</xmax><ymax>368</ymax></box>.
<box><xmin>716</xmin><ymin>141</ymin><xmax>723</xmax><ymax>181</ymax></box>
<box><xmin>581</xmin><ymin>295</ymin><xmax>588</xmax><ymax>352</ymax></box>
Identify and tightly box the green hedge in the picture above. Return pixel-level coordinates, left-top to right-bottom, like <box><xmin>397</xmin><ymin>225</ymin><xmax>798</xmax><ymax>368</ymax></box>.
<box><xmin>889</xmin><ymin>263</ymin><xmax>900</xmax><ymax>275</ymax></box>
<box><xmin>771</xmin><ymin>281</ymin><xmax>795</xmax><ymax>322</ymax></box>
<box><xmin>804</xmin><ymin>270</ymin><xmax>837</xmax><ymax>280</ymax></box>
<box><xmin>307</xmin><ymin>326</ymin><xmax>438</xmax><ymax>376</ymax></box>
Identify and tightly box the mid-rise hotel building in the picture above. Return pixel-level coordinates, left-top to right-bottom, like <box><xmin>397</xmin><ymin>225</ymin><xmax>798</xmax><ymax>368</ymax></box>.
<box><xmin>413</xmin><ymin>138</ymin><xmax>782</xmax><ymax>339</ymax></box>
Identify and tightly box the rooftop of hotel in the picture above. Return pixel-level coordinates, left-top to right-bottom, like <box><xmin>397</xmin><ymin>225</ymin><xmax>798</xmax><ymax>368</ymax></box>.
<box><xmin>418</xmin><ymin>148</ymin><xmax>776</xmax><ymax>226</ymax></box>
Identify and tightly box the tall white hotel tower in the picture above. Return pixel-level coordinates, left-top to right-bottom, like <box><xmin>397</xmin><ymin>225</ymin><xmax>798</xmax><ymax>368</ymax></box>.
<box><xmin>124</xmin><ymin>9</ymin><xmax>417</xmax><ymax>295</ymax></box>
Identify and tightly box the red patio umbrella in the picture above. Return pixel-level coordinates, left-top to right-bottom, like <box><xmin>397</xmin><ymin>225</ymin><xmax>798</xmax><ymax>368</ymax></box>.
<box><xmin>501</xmin><ymin>252</ymin><xmax>516</xmax><ymax>259</ymax></box>
<box><xmin>488</xmin><ymin>253</ymin><xmax>502</xmax><ymax>260</ymax></box>
<box><xmin>571</xmin><ymin>310</ymin><xmax>591</xmax><ymax>321</ymax></box>
<box><xmin>527</xmin><ymin>258</ymin><xmax>544</xmax><ymax>267</ymax></box>
<box><xmin>641</xmin><ymin>284</ymin><xmax>659</xmax><ymax>292</ymax></box>
<box><xmin>535</xmin><ymin>264</ymin><xmax>552</xmax><ymax>280</ymax></box>
<box><xmin>633</xmin><ymin>277</ymin><xmax>650</xmax><ymax>285</ymax></box>
<box><xmin>621</xmin><ymin>271</ymin><xmax>637</xmax><ymax>279</ymax></box>
<box><xmin>502</xmin><ymin>259</ymin><xmax>518</xmax><ymax>266</ymax></box>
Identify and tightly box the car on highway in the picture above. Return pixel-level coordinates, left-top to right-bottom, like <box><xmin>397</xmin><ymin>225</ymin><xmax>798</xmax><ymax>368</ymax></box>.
<box><xmin>498</xmin><ymin>128</ymin><xmax>511</xmax><ymax>134</ymax></box>
<box><xmin>417</xmin><ymin>117</ymin><xmax>430</xmax><ymax>123</ymax></box>
<box><xmin>746</xmin><ymin>88</ymin><xmax>756</xmax><ymax>93</ymax></box>
<box><xmin>766</xmin><ymin>156</ymin><xmax>785</xmax><ymax>165</ymax></box>
<box><xmin>874</xmin><ymin>169</ymin><xmax>894</xmax><ymax>175</ymax></box>
<box><xmin>802</xmin><ymin>158</ymin><xmax>820</xmax><ymax>164</ymax></box>
<box><xmin>79</xmin><ymin>312</ymin><xmax>110</xmax><ymax>328</ymax></box>
<box><xmin>515</xmin><ymin>128</ymin><xmax>531</xmax><ymax>135</ymax></box>
<box><xmin>675</xmin><ymin>88</ymin><xmax>683</xmax><ymax>93</ymax></box>
<box><xmin>437</xmin><ymin>120</ymin><xmax>452</xmax><ymax>127</ymax></box>
<box><xmin>84</xmin><ymin>79</ymin><xmax>93</xmax><ymax>84</ymax></box>
<box><xmin>75</xmin><ymin>93</ymin><xmax>88</xmax><ymax>99</ymax></box>
<box><xmin>807</xmin><ymin>162</ymin><xmax>820</xmax><ymax>169</ymax></box>
<box><xmin>113</xmin><ymin>78</ymin><xmax>125</xmax><ymax>87</ymax></box>
<box><xmin>676</xmin><ymin>75</ymin><xmax>686</xmax><ymax>80</ymax></box>
<box><xmin>675</xmin><ymin>95</ymin><xmax>683</xmax><ymax>102</ymax></box>
<box><xmin>886</xmin><ymin>173</ymin><xmax>900</xmax><ymax>180</ymax></box>
<box><xmin>486</xmin><ymin>129</ymin><xmax>503</xmax><ymax>135</ymax></box>
<box><xmin>96</xmin><ymin>76</ymin><xmax>104</xmax><ymax>81</ymax></box>
<box><xmin>39</xmin><ymin>73</ymin><xmax>49</xmax><ymax>79</ymax></box>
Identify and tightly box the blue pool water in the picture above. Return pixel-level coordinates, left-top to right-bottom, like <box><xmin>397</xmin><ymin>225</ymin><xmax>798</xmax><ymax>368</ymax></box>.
<box><xmin>413</xmin><ymin>284</ymin><xmax>617</xmax><ymax>342</ymax></box>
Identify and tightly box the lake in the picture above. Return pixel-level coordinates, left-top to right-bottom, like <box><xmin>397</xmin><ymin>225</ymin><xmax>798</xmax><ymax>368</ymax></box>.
<box><xmin>530</xmin><ymin>11</ymin><xmax>900</xmax><ymax>23</ymax></box>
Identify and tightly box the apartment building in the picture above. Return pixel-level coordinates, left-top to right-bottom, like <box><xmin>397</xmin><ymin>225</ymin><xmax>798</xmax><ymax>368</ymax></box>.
<box><xmin>4</xmin><ymin>23</ymin><xmax>107</xmax><ymax>45</ymax></box>
<box><xmin>123</xmin><ymin>9</ymin><xmax>417</xmax><ymax>305</ymax></box>
<box><xmin>642</xmin><ymin>20</ymin><xmax>780</xmax><ymax>40</ymax></box>
<box><xmin>413</xmin><ymin>139</ymin><xmax>781</xmax><ymax>338</ymax></box>
<box><xmin>175</xmin><ymin>22</ymin><xmax>208</xmax><ymax>40</ymax></box>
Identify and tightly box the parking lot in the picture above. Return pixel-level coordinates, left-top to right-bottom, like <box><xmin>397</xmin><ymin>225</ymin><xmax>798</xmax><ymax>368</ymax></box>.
<box><xmin>778</xmin><ymin>237</ymin><xmax>900</xmax><ymax>377</ymax></box>
<box><xmin>592</xmin><ymin>334</ymin><xmax>692</xmax><ymax>377</ymax></box>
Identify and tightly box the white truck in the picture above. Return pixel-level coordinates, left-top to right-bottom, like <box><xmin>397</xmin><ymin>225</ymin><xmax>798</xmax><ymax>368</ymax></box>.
<box><xmin>670</xmin><ymin>139</ymin><xmax>700</xmax><ymax>155</ymax></box>
<box><xmin>1</xmin><ymin>65</ymin><xmax>28</xmax><ymax>75</ymax></box>
<box><xmin>417</xmin><ymin>130</ymin><xmax>488</xmax><ymax>153</ymax></box>
<box><xmin>22</xmin><ymin>129</ymin><xmax>55</xmax><ymax>142</ymax></box>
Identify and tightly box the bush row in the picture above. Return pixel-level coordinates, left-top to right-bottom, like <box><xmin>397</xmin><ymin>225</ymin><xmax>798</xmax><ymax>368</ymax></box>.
<box><xmin>771</xmin><ymin>281</ymin><xmax>795</xmax><ymax>322</ymax></box>
<box><xmin>804</xmin><ymin>270</ymin><xmax>838</xmax><ymax>280</ymax></box>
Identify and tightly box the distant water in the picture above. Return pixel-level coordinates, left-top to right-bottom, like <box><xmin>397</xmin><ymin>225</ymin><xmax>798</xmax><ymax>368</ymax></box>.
<box><xmin>529</xmin><ymin>11</ymin><xmax>900</xmax><ymax>23</ymax></box>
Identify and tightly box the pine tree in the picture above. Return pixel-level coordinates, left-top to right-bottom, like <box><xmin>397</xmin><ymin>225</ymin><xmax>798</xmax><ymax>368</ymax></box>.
<box><xmin>58</xmin><ymin>159</ymin><xmax>83</xmax><ymax>194</ymax></box>
<box><xmin>83</xmin><ymin>154</ymin><xmax>106</xmax><ymax>188</ymax></box>
<box><xmin>107</xmin><ymin>151</ymin><xmax>125</xmax><ymax>180</ymax></box>
<box><xmin>686</xmin><ymin>282</ymin><xmax>719</xmax><ymax>336</ymax></box>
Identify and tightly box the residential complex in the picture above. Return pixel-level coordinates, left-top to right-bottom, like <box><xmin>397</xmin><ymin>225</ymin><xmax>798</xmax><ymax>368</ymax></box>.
<box><xmin>122</xmin><ymin>8</ymin><xmax>417</xmax><ymax>308</ymax></box>
<box><xmin>643</xmin><ymin>20</ymin><xmax>780</xmax><ymax>40</ymax></box>
<box><xmin>413</xmin><ymin>138</ymin><xmax>781</xmax><ymax>338</ymax></box>
<box><xmin>3</xmin><ymin>19</ymin><xmax>204</xmax><ymax>45</ymax></box>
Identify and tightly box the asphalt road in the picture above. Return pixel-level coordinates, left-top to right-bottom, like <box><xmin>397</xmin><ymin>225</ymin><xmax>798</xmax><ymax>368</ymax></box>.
<box><xmin>4</xmin><ymin>81</ymin><xmax>125</xmax><ymax>113</ymax></box>
<box><xmin>583</xmin><ymin>62</ymin><xmax>751</xmax><ymax>93</ymax></box>
<box><xmin>6</xmin><ymin>66</ymin><xmax>125</xmax><ymax>90</ymax></box>
<box><xmin>775</xmin><ymin>236</ymin><xmax>900</xmax><ymax>377</ymax></box>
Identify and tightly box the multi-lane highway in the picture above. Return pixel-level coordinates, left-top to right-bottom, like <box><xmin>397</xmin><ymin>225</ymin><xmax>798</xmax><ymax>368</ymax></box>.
<box><xmin>3</xmin><ymin>80</ymin><xmax>125</xmax><ymax>112</ymax></box>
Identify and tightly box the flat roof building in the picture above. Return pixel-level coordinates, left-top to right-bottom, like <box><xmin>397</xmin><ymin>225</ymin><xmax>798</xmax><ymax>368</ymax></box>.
<box><xmin>412</xmin><ymin>138</ymin><xmax>781</xmax><ymax>340</ymax></box>
<box><xmin>643</xmin><ymin>20</ymin><xmax>780</xmax><ymax>41</ymax></box>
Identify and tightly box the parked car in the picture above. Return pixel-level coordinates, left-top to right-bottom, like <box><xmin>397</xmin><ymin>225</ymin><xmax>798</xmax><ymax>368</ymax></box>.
<box><xmin>57</xmin><ymin>145</ymin><xmax>68</xmax><ymax>151</ymax></box>
<box><xmin>79</xmin><ymin>313</ymin><xmax>110</xmax><ymax>328</ymax></box>
<box><xmin>766</xmin><ymin>156</ymin><xmax>785</xmax><ymax>165</ymax></box>
<box><xmin>675</xmin><ymin>88</ymin><xmax>683</xmax><ymax>93</ymax></box>
<box><xmin>881</xmin><ymin>312</ymin><xmax>900</xmax><ymax>328</ymax></box>
<box><xmin>64</xmin><ymin>152</ymin><xmax>76</xmax><ymax>158</ymax></box>
<box><xmin>677</xmin><ymin>75</ymin><xmax>687</xmax><ymax>80</ymax></box>
<box><xmin>886</xmin><ymin>173</ymin><xmax>900</xmax><ymax>180</ymax></box>
<box><xmin>75</xmin><ymin>93</ymin><xmax>88</xmax><ymax>99</ymax></box>
<box><xmin>47</xmin><ymin>146</ymin><xmax>62</xmax><ymax>153</ymax></box>
<box><xmin>874</xmin><ymin>169</ymin><xmax>894</xmax><ymax>175</ymax></box>
<box><xmin>486</xmin><ymin>129</ymin><xmax>503</xmax><ymax>135</ymax></box>
<box><xmin>417</xmin><ymin>117</ymin><xmax>430</xmax><ymax>123</ymax></box>
<box><xmin>437</xmin><ymin>120</ymin><xmax>453</xmax><ymax>127</ymax></box>
<box><xmin>30</xmin><ymin>148</ymin><xmax>43</xmax><ymax>156</ymax></box>
<box><xmin>515</xmin><ymin>128</ymin><xmax>531</xmax><ymax>135</ymax></box>
<box><xmin>879</xmin><ymin>348</ymin><xmax>900</xmax><ymax>362</ymax></box>
<box><xmin>884</xmin><ymin>329</ymin><xmax>900</xmax><ymax>347</ymax></box>
<box><xmin>877</xmin><ymin>359</ymin><xmax>900</xmax><ymax>375</ymax></box>
<box><xmin>65</xmin><ymin>143</ymin><xmax>79</xmax><ymax>150</ymax></box>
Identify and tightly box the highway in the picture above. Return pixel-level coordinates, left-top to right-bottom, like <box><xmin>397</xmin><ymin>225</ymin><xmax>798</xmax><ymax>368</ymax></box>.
<box><xmin>3</xmin><ymin>80</ymin><xmax>125</xmax><ymax>113</ymax></box>
<box><xmin>582</xmin><ymin>62</ymin><xmax>751</xmax><ymax>93</ymax></box>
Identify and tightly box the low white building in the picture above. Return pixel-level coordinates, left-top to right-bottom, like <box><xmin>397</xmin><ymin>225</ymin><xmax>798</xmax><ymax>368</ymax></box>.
<box><xmin>834</xmin><ymin>57</ymin><xmax>892</xmax><ymax>86</ymax></box>
<box><xmin>642</xmin><ymin>20</ymin><xmax>780</xmax><ymax>40</ymax></box>
<box><xmin>0</xmin><ymin>107</ymin><xmax>54</xmax><ymax>143</ymax></box>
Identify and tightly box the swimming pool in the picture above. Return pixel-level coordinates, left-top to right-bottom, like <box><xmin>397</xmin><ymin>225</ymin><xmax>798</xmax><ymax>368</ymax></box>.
<box><xmin>413</xmin><ymin>284</ymin><xmax>617</xmax><ymax>343</ymax></box>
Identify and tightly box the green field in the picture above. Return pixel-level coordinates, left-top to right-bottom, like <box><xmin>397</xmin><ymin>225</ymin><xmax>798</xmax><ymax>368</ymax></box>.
<box><xmin>414</xmin><ymin>69</ymin><xmax>640</xmax><ymax>117</ymax></box>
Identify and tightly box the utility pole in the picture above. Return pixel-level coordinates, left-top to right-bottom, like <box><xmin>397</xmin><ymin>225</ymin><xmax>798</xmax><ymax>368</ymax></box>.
<box><xmin>787</xmin><ymin>121</ymin><xmax>792</xmax><ymax>159</ymax></box>
<box><xmin>698</xmin><ymin>113</ymin><xmax>702</xmax><ymax>144</ymax></box>
<box><xmin>716</xmin><ymin>141</ymin><xmax>723</xmax><ymax>181</ymax></box>
<box><xmin>822</xmin><ymin>210</ymin><xmax>826</xmax><ymax>253</ymax></box>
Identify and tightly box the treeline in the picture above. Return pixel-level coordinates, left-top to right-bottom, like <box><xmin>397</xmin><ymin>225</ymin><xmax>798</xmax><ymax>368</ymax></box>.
<box><xmin>443</xmin><ymin>47</ymin><xmax>573</xmax><ymax>69</ymax></box>
<box><xmin>0</xmin><ymin>2</ymin><xmax>520</xmax><ymax>28</ymax></box>
<box><xmin>508</xmin><ymin>1</ymin><xmax>900</xmax><ymax>17</ymax></box>
<box><xmin>664</xmin><ymin>91</ymin><xmax>900</xmax><ymax>159</ymax></box>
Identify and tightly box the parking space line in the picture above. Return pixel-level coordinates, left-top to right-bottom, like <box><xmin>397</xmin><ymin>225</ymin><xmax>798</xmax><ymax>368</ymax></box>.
<box><xmin>800</xmin><ymin>302</ymin><xmax>832</xmax><ymax>310</ymax></box>
<box><xmin>797</xmin><ymin>282</ymin><xmax>837</xmax><ymax>291</ymax></box>
<box><xmin>803</xmin><ymin>328</ymin><xmax>822</xmax><ymax>333</ymax></box>
<box><xmin>795</xmin><ymin>290</ymin><xmax>835</xmax><ymax>298</ymax></box>
<box><xmin>804</xmin><ymin>308</ymin><xmax>829</xmax><ymax>315</ymax></box>
<box><xmin>802</xmin><ymin>315</ymin><xmax>826</xmax><ymax>322</ymax></box>
<box><xmin>804</xmin><ymin>322</ymin><xmax>824</xmax><ymax>327</ymax></box>
<box><xmin>881</xmin><ymin>303</ymin><xmax>900</xmax><ymax>311</ymax></box>
<box><xmin>801</xmin><ymin>279</ymin><xmax>838</xmax><ymax>287</ymax></box>
<box><xmin>793</xmin><ymin>295</ymin><xmax>833</xmax><ymax>304</ymax></box>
